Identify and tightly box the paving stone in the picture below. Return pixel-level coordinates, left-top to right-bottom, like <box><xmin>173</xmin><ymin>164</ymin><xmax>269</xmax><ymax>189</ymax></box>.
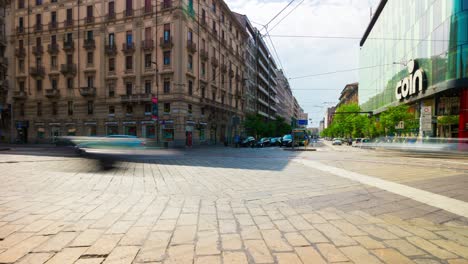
<box><xmin>384</xmin><ymin>239</ymin><xmax>426</xmax><ymax>256</ymax></box>
<box><xmin>33</xmin><ymin>232</ymin><xmax>77</xmax><ymax>252</ymax></box>
<box><xmin>316</xmin><ymin>243</ymin><xmax>349</xmax><ymax>262</ymax></box>
<box><xmin>164</xmin><ymin>244</ymin><xmax>194</xmax><ymax>264</ymax></box>
<box><xmin>135</xmin><ymin>232</ymin><xmax>171</xmax><ymax>263</ymax></box>
<box><xmin>294</xmin><ymin>246</ymin><xmax>327</xmax><ymax>264</ymax></box>
<box><xmin>170</xmin><ymin>225</ymin><xmax>197</xmax><ymax>245</ymax></box>
<box><xmin>44</xmin><ymin>247</ymin><xmax>87</xmax><ymax>264</ymax></box>
<box><xmin>430</xmin><ymin>239</ymin><xmax>468</xmax><ymax>258</ymax></box>
<box><xmin>244</xmin><ymin>240</ymin><xmax>274</xmax><ymax>263</ymax></box>
<box><xmin>221</xmin><ymin>234</ymin><xmax>242</xmax><ymax>250</ymax></box>
<box><xmin>16</xmin><ymin>253</ymin><xmax>53</xmax><ymax>264</ymax></box>
<box><xmin>340</xmin><ymin>245</ymin><xmax>384</xmax><ymax>264</ymax></box>
<box><xmin>70</xmin><ymin>229</ymin><xmax>105</xmax><ymax>247</ymax></box>
<box><xmin>240</xmin><ymin>225</ymin><xmax>262</xmax><ymax>240</ymax></box>
<box><xmin>84</xmin><ymin>234</ymin><xmax>122</xmax><ymax>256</ymax></box>
<box><xmin>261</xmin><ymin>230</ymin><xmax>292</xmax><ymax>252</ymax></box>
<box><xmin>222</xmin><ymin>251</ymin><xmax>248</xmax><ymax>264</ymax></box>
<box><xmin>0</xmin><ymin>232</ymin><xmax>35</xmax><ymax>250</ymax></box>
<box><xmin>0</xmin><ymin>235</ymin><xmax>49</xmax><ymax>263</ymax></box>
<box><xmin>74</xmin><ymin>258</ymin><xmax>106</xmax><ymax>264</ymax></box>
<box><xmin>119</xmin><ymin>226</ymin><xmax>151</xmax><ymax>246</ymax></box>
<box><xmin>353</xmin><ymin>236</ymin><xmax>386</xmax><ymax>249</ymax></box>
<box><xmin>196</xmin><ymin>230</ymin><xmax>219</xmax><ymax>255</ymax></box>
<box><xmin>284</xmin><ymin>232</ymin><xmax>309</xmax><ymax>247</ymax></box>
<box><xmin>372</xmin><ymin>248</ymin><xmax>415</xmax><ymax>264</ymax></box>
<box><xmin>330</xmin><ymin>219</ymin><xmax>367</xmax><ymax>236</ymax></box>
<box><xmin>314</xmin><ymin>223</ymin><xmax>357</xmax><ymax>246</ymax></box>
<box><xmin>274</xmin><ymin>252</ymin><xmax>302</xmax><ymax>264</ymax></box>
<box><xmin>195</xmin><ymin>255</ymin><xmax>221</xmax><ymax>264</ymax></box>
<box><xmin>102</xmin><ymin>246</ymin><xmax>139</xmax><ymax>264</ymax></box>
<box><xmin>406</xmin><ymin>237</ymin><xmax>457</xmax><ymax>259</ymax></box>
<box><xmin>300</xmin><ymin>229</ymin><xmax>329</xmax><ymax>243</ymax></box>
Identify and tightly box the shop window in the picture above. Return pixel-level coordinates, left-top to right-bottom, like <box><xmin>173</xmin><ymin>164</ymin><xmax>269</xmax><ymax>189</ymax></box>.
<box><xmin>88</xmin><ymin>126</ymin><xmax>97</xmax><ymax>136</ymax></box>
<box><xmin>37</xmin><ymin>128</ymin><xmax>45</xmax><ymax>139</ymax></box>
<box><xmin>107</xmin><ymin>126</ymin><xmax>118</xmax><ymax>136</ymax></box>
<box><xmin>125</xmin><ymin>126</ymin><xmax>137</xmax><ymax>136</ymax></box>
<box><xmin>199</xmin><ymin>128</ymin><xmax>205</xmax><ymax>141</ymax></box>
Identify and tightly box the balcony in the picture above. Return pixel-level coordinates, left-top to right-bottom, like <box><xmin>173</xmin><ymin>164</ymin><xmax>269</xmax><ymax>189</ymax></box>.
<box><xmin>60</xmin><ymin>64</ymin><xmax>77</xmax><ymax>76</ymax></box>
<box><xmin>212</xmin><ymin>29</ymin><xmax>218</xmax><ymax>36</ymax></box>
<box><xmin>47</xmin><ymin>43</ymin><xmax>60</xmax><ymax>54</ymax></box>
<box><xmin>122</xmin><ymin>43</ymin><xmax>135</xmax><ymax>54</ymax></box>
<box><xmin>0</xmin><ymin>57</ymin><xmax>7</xmax><ymax>67</ymax></box>
<box><xmin>236</xmin><ymin>73</ymin><xmax>241</xmax><ymax>81</ymax></box>
<box><xmin>161</xmin><ymin>0</ymin><xmax>172</xmax><ymax>10</ymax></box>
<box><xmin>120</xmin><ymin>93</ymin><xmax>152</xmax><ymax>103</ymax></box>
<box><xmin>211</xmin><ymin>57</ymin><xmax>219</xmax><ymax>67</ymax></box>
<box><xmin>106</xmin><ymin>13</ymin><xmax>116</xmax><ymax>21</ymax></box>
<box><xmin>105</xmin><ymin>44</ymin><xmax>117</xmax><ymax>56</ymax></box>
<box><xmin>13</xmin><ymin>91</ymin><xmax>27</xmax><ymax>100</ymax></box>
<box><xmin>30</xmin><ymin>66</ymin><xmax>45</xmax><ymax>78</ymax></box>
<box><xmin>0</xmin><ymin>34</ymin><xmax>6</xmax><ymax>46</ymax></box>
<box><xmin>141</xmin><ymin>39</ymin><xmax>154</xmax><ymax>51</ymax></box>
<box><xmin>48</xmin><ymin>21</ymin><xmax>58</xmax><ymax>31</ymax></box>
<box><xmin>79</xmin><ymin>87</ymin><xmax>96</xmax><ymax>97</ymax></box>
<box><xmin>32</xmin><ymin>45</ymin><xmax>43</xmax><ymax>56</ymax></box>
<box><xmin>15</xmin><ymin>47</ymin><xmax>25</xmax><ymax>57</ymax></box>
<box><xmin>83</xmin><ymin>39</ymin><xmax>96</xmax><ymax>50</ymax></box>
<box><xmin>200</xmin><ymin>49</ymin><xmax>209</xmax><ymax>61</ymax></box>
<box><xmin>221</xmin><ymin>64</ymin><xmax>227</xmax><ymax>73</ymax></box>
<box><xmin>0</xmin><ymin>80</ymin><xmax>8</xmax><ymax>91</ymax></box>
<box><xmin>62</xmin><ymin>41</ymin><xmax>74</xmax><ymax>52</ymax></box>
<box><xmin>229</xmin><ymin>69</ymin><xmax>234</xmax><ymax>78</ymax></box>
<box><xmin>186</xmin><ymin>40</ymin><xmax>197</xmax><ymax>53</ymax></box>
<box><xmin>159</xmin><ymin>37</ymin><xmax>173</xmax><ymax>49</ymax></box>
<box><xmin>124</xmin><ymin>9</ymin><xmax>134</xmax><ymax>17</ymax></box>
<box><xmin>64</xmin><ymin>19</ymin><xmax>73</xmax><ymax>28</ymax></box>
<box><xmin>16</xmin><ymin>27</ymin><xmax>25</xmax><ymax>34</ymax></box>
<box><xmin>34</xmin><ymin>24</ymin><xmax>43</xmax><ymax>32</ymax></box>
<box><xmin>85</xmin><ymin>16</ymin><xmax>94</xmax><ymax>24</ymax></box>
<box><xmin>144</xmin><ymin>4</ymin><xmax>153</xmax><ymax>14</ymax></box>
<box><xmin>45</xmin><ymin>89</ymin><xmax>60</xmax><ymax>98</ymax></box>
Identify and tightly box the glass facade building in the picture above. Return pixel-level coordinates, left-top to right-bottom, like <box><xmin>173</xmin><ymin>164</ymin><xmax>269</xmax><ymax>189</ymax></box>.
<box><xmin>359</xmin><ymin>0</ymin><xmax>468</xmax><ymax>138</ymax></box>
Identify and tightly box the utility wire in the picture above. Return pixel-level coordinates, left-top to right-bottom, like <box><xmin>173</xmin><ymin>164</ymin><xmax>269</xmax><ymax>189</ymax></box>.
<box><xmin>268</xmin><ymin>34</ymin><xmax>455</xmax><ymax>42</ymax></box>
<box><xmin>261</xmin><ymin>0</ymin><xmax>296</xmax><ymax>31</ymax></box>
<box><xmin>265</xmin><ymin>0</ymin><xmax>306</xmax><ymax>35</ymax></box>
<box><xmin>289</xmin><ymin>63</ymin><xmax>393</xmax><ymax>80</ymax></box>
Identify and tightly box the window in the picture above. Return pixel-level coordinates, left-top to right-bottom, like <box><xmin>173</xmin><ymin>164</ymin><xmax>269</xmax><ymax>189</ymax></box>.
<box><xmin>212</xmin><ymin>67</ymin><xmax>216</xmax><ymax>81</ymax></box>
<box><xmin>18</xmin><ymin>17</ymin><xmax>24</xmax><ymax>32</ymax></box>
<box><xmin>164</xmin><ymin>103</ymin><xmax>171</xmax><ymax>113</ymax></box>
<box><xmin>86</xmin><ymin>5</ymin><xmax>93</xmax><ymax>20</ymax></box>
<box><xmin>68</xmin><ymin>101</ymin><xmax>73</xmax><ymax>116</ymax></box>
<box><xmin>37</xmin><ymin>102</ymin><xmax>42</xmax><ymax>116</ymax></box>
<box><xmin>109</xmin><ymin>58</ymin><xmax>115</xmax><ymax>72</ymax></box>
<box><xmin>164</xmin><ymin>24</ymin><xmax>171</xmax><ymax>41</ymax></box>
<box><xmin>19</xmin><ymin>81</ymin><xmax>25</xmax><ymax>92</ymax></box>
<box><xmin>126</xmin><ymin>56</ymin><xmax>133</xmax><ymax>70</ymax></box>
<box><xmin>87</xmin><ymin>52</ymin><xmax>93</xmax><ymax>65</ymax></box>
<box><xmin>66</xmin><ymin>53</ymin><xmax>73</xmax><ymax>65</ymax></box>
<box><xmin>67</xmin><ymin>78</ymin><xmax>73</xmax><ymax>89</ymax></box>
<box><xmin>188</xmin><ymin>55</ymin><xmax>193</xmax><ymax>70</ymax></box>
<box><xmin>188</xmin><ymin>80</ymin><xmax>193</xmax><ymax>95</ymax></box>
<box><xmin>221</xmin><ymin>12</ymin><xmax>225</xmax><ymax>23</ymax></box>
<box><xmin>66</xmin><ymin>8</ymin><xmax>72</xmax><ymax>22</ymax></box>
<box><xmin>108</xmin><ymin>1</ymin><xmax>115</xmax><ymax>16</ymax></box>
<box><xmin>51</xmin><ymin>79</ymin><xmax>57</xmax><ymax>90</ymax></box>
<box><xmin>145</xmin><ymin>81</ymin><xmax>151</xmax><ymax>94</ymax></box>
<box><xmin>109</xmin><ymin>105</ymin><xmax>115</xmax><ymax>114</ymax></box>
<box><xmin>126</xmin><ymin>105</ymin><xmax>133</xmax><ymax>114</ymax></box>
<box><xmin>51</xmin><ymin>11</ymin><xmax>57</xmax><ymax>24</ymax></box>
<box><xmin>126</xmin><ymin>0</ymin><xmax>133</xmax><ymax>15</ymax></box>
<box><xmin>212</xmin><ymin>92</ymin><xmax>216</xmax><ymax>101</ymax></box>
<box><xmin>87</xmin><ymin>101</ymin><xmax>94</xmax><ymax>115</ymax></box>
<box><xmin>36</xmin><ymin>14</ymin><xmax>41</xmax><ymax>28</ymax></box>
<box><xmin>108</xmin><ymin>83</ymin><xmax>115</xmax><ymax>97</ymax></box>
<box><xmin>202</xmin><ymin>9</ymin><xmax>206</xmax><ymax>23</ymax></box>
<box><xmin>87</xmin><ymin>76</ymin><xmax>94</xmax><ymax>88</ymax></box>
<box><xmin>18</xmin><ymin>0</ymin><xmax>24</xmax><ymax>9</ymax></box>
<box><xmin>164</xmin><ymin>79</ymin><xmax>170</xmax><ymax>93</ymax></box>
<box><xmin>145</xmin><ymin>104</ymin><xmax>151</xmax><ymax>114</ymax></box>
<box><xmin>36</xmin><ymin>79</ymin><xmax>42</xmax><ymax>91</ymax></box>
<box><xmin>201</xmin><ymin>107</ymin><xmax>205</xmax><ymax>116</ymax></box>
<box><xmin>463</xmin><ymin>0</ymin><xmax>468</xmax><ymax>10</ymax></box>
<box><xmin>212</xmin><ymin>0</ymin><xmax>216</xmax><ymax>13</ymax></box>
<box><xmin>36</xmin><ymin>0</ymin><xmax>42</xmax><ymax>5</ymax></box>
<box><xmin>126</xmin><ymin>82</ymin><xmax>132</xmax><ymax>95</ymax></box>
<box><xmin>86</xmin><ymin>30</ymin><xmax>93</xmax><ymax>40</ymax></box>
<box><xmin>145</xmin><ymin>54</ymin><xmax>152</xmax><ymax>68</ymax></box>
<box><xmin>201</xmin><ymin>87</ymin><xmax>205</xmax><ymax>98</ymax></box>
<box><xmin>20</xmin><ymin>103</ymin><xmax>25</xmax><ymax>116</ymax></box>
<box><xmin>108</xmin><ymin>33</ymin><xmax>115</xmax><ymax>46</ymax></box>
<box><xmin>188</xmin><ymin>104</ymin><xmax>192</xmax><ymax>114</ymax></box>
<box><xmin>163</xmin><ymin>51</ymin><xmax>171</xmax><ymax>65</ymax></box>
<box><xmin>126</xmin><ymin>30</ymin><xmax>133</xmax><ymax>46</ymax></box>
<box><xmin>201</xmin><ymin>63</ymin><xmax>206</xmax><ymax>76</ymax></box>
<box><xmin>19</xmin><ymin>59</ymin><xmax>24</xmax><ymax>72</ymax></box>
<box><xmin>52</xmin><ymin>102</ymin><xmax>57</xmax><ymax>115</ymax></box>
<box><xmin>188</xmin><ymin>29</ymin><xmax>193</xmax><ymax>42</ymax></box>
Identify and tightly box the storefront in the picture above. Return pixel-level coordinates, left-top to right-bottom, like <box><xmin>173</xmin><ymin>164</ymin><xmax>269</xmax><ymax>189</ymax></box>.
<box><xmin>84</xmin><ymin>122</ymin><xmax>97</xmax><ymax>136</ymax></box>
<box><xmin>15</xmin><ymin>120</ymin><xmax>29</xmax><ymax>143</ymax></box>
<box><xmin>123</xmin><ymin>121</ymin><xmax>137</xmax><ymax>136</ymax></box>
<box><xmin>186</xmin><ymin>120</ymin><xmax>195</xmax><ymax>146</ymax></box>
<box><xmin>141</xmin><ymin>120</ymin><xmax>156</xmax><ymax>138</ymax></box>
<box><xmin>49</xmin><ymin>123</ymin><xmax>61</xmax><ymax>143</ymax></box>
<box><xmin>105</xmin><ymin>121</ymin><xmax>118</xmax><ymax>136</ymax></box>
<box><xmin>161</xmin><ymin>120</ymin><xmax>174</xmax><ymax>142</ymax></box>
<box><xmin>65</xmin><ymin>123</ymin><xmax>76</xmax><ymax>136</ymax></box>
<box><xmin>359</xmin><ymin>0</ymin><xmax>468</xmax><ymax>139</ymax></box>
<box><xmin>198</xmin><ymin>122</ymin><xmax>207</xmax><ymax>143</ymax></box>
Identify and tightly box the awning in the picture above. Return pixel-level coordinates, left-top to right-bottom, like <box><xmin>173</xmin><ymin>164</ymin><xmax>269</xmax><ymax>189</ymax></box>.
<box><xmin>105</xmin><ymin>122</ymin><xmax>118</xmax><ymax>125</ymax></box>
<box><xmin>123</xmin><ymin>121</ymin><xmax>137</xmax><ymax>125</ymax></box>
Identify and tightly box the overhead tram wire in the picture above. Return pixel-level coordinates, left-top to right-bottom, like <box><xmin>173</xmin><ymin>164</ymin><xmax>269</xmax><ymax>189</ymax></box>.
<box><xmin>264</xmin><ymin>0</ymin><xmax>306</xmax><ymax>35</ymax></box>
<box><xmin>267</xmin><ymin>34</ymin><xmax>457</xmax><ymax>43</ymax></box>
<box><xmin>288</xmin><ymin>63</ymin><xmax>394</xmax><ymax>80</ymax></box>
<box><xmin>261</xmin><ymin>0</ymin><xmax>296</xmax><ymax>31</ymax></box>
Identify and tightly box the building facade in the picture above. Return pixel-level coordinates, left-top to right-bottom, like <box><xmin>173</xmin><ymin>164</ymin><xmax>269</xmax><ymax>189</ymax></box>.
<box><xmin>274</xmin><ymin>69</ymin><xmax>294</xmax><ymax>124</ymax></box>
<box><xmin>10</xmin><ymin>0</ymin><xmax>246</xmax><ymax>146</ymax></box>
<box><xmin>360</xmin><ymin>0</ymin><xmax>468</xmax><ymax>138</ymax></box>
<box><xmin>337</xmin><ymin>82</ymin><xmax>358</xmax><ymax>108</ymax></box>
<box><xmin>324</xmin><ymin>106</ymin><xmax>336</xmax><ymax>129</ymax></box>
<box><xmin>0</xmin><ymin>0</ymin><xmax>9</xmax><ymax>142</ymax></box>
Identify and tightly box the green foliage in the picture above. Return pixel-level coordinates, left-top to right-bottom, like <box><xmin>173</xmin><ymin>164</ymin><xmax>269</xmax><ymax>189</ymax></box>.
<box><xmin>243</xmin><ymin>114</ymin><xmax>292</xmax><ymax>138</ymax></box>
<box><xmin>379</xmin><ymin>105</ymin><xmax>418</xmax><ymax>135</ymax></box>
<box><xmin>321</xmin><ymin>104</ymin><xmax>375</xmax><ymax>138</ymax></box>
<box><xmin>437</xmin><ymin>115</ymin><xmax>459</xmax><ymax>125</ymax></box>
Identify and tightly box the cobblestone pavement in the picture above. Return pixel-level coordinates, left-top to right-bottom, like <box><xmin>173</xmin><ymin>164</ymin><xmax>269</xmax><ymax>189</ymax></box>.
<box><xmin>0</xmin><ymin>145</ymin><xmax>467</xmax><ymax>264</ymax></box>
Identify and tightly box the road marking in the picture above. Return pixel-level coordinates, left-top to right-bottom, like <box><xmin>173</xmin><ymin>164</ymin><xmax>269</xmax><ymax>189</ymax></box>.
<box><xmin>296</xmin><ymin>159</ymin><xmax>468</xmax><ymax>219</ymax></box>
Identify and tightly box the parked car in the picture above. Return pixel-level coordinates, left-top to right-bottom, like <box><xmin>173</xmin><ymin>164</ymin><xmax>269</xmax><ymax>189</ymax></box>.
<box><xmin>241</xmin><ymin>136</ymin><xmax>256</xmax><ymax>147</ymax></box>
<box><xmin>353</xmin><ymin>138</ymin><xmax>370</xmax><ymax>148</ymax></box>
<box><xmin>332</xmin><ymin>139</ymin><xmax>343</xmax><ymax>145</ymax></box>
<box><xmin>270</xmin><ymin>137</ymin><xmax>281</xmax><ymax>146</ymax></box>
<box><xmin>281</xmin><ymin>134</ymin><xmax>293</xmax><ymax>147</ymax></box>
<box><xmin>256</xmin><ymin>137</ymin><xmax>271</xmax><ymax>148</ymax></box>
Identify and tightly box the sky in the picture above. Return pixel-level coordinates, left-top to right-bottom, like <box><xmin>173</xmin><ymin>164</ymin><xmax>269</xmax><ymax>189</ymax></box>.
<box><xmin>226</xmin><ymin>0</ymin><xmax>381</xmax><ymax>127</ymax></box>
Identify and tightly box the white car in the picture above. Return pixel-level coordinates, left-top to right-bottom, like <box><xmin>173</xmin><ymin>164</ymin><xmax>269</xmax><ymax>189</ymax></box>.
<box><xmin>332</xmin><ymin>139</ymin><xmax>342</xmax><ymax>145</ymax></box>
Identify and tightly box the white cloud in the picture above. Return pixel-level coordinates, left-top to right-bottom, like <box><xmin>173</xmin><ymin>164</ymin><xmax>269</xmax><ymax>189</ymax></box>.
<box><xmin>226</xmin><ymin>0</ymin><xmax>380</xmax><ymax>126</ymax></box>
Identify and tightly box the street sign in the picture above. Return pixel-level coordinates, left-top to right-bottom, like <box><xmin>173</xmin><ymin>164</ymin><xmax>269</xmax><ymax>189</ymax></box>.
<box><xmin>297</xmin><ymin>120</ymin><xmax>308</xmax><ymax>126</ymax></box>
<box><xmin>152</xmin><ymin>97</ymin><xmax>158</xmax><ymax>121</ymax></box>
<box><xmin>421</xmin><ymin>106</ymin><xmax>432</xmax><ymax>131</ymax></box>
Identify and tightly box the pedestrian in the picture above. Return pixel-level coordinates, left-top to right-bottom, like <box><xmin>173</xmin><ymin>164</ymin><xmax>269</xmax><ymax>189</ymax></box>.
<box><xmin>234</xmin><ymin>135</ymin><xmax>240</xmax><ymax>148</ymax></box>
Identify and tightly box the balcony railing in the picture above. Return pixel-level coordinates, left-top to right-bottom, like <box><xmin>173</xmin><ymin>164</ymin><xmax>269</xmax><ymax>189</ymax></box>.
<box><xmin>16</xmin><ymin>27</ymin><xmax>24</xmax><ymax>34</ymax></box>
<box><xmin>229</xmin><ymin>69</ymin><xmax>234</xmax><ymax>78</ymax></box>
<box><xmin>120</xmin><ymin>93</ymin><xmax>152</xmax><ymax>103</ymax></box>
<box><xmin>85</xmin><ymin>16</ymin><xmax>94</xmax><ymax>24</ymax></box>
<box><xmin>30</xmin><ymin>66</ymin><xmax>45</xmax><ymax>78</ymax></box>
<box><xmin>159</xmin><ymin>37</ymin><xmax>173</xmax><ymax>49</ymax></box>
<box><xmin>48</xmin><ymin>21</ymin><xmax>58</xmax><ymax>30</ymax></box>
<box><xmin>13</xmin><ymin>91</ymin><xmax>27</xmax><ymax>100</ymax></box>
<box><xmin>79</xmin><ymin>87</ymin><xmax>96</xmax><ymax>97</ymax></box>
<box><xmin>125</xmin><ymin>9</ymin><xmax>134</xmax><ymax>17</ymax></box>
<box><xmin>45</xmin><ymin>89</ymin><xmax>60</xmax><ymax>98</ymax></box>
<box><xmin>200</xmin><ymin>49</ymin><xmax>209</xmax><ymax>61</ymax></box>
<box><xmin>186</xmin><ymin>40</ymin><xmax>197</xmax><ymax>53</ymax></box>
<box><xmin>221</xmin><ymin>64</ymin><xmax>227</xmax><ymax>73</ymax></box>
<box><xmin>15</xmin><ymin>47</ymin><xmax>25</xmax><ymax>57</ymax></box>
<box><xmin>34</xmin><ymin>24</ymin><xmax>43</xmax><ymax>32</ymax></box>
<box><xmin>62</xmin><ymin>41</ymin><xmax>74</xmax><ymax>52</ymax></box>
<box><xmin>83</xmin><ymin>39</ymin><xmax>96</xmax><ymax>50</ymax></box>
<box><xmin>32</xmin><ymin>45</ymin><xmax>43</xmax><ymax>55</ymax></box>
<box><xmin>60</xmin><ymin>64</ymin><xmax>77</xmax><ymax>76</ymax></box>
<box><xmin>106</xmin><ymin>12</ymin><xmax>116</xmax><ymax>21</ymax></box>
<box><xmin>0</xmin><ymin>57</ymin><xmax>7</xmax><ymax>67</ymax></box>
<box><xmin>64</xmin><ymin>19</ymin><xmax>73</xmax><ymax>28</ymax></box>
<box><xmin>47</xmin><ymin>43</ymin><xmax>59</xmax><ymax>54</ymax></box>
<box><xmin>105</xmin><ymin>44</ymin><xmax>117</xmax><ymax>55</ymax></box>
<box><xmin>211</xmin><ymin>57</ymin><xmax>219</xmax><ymax>67</ymax></box>
<box><xmin>144</xmin><ymin>4</ymin><xmax>153</xmax><ymax>14</ymax></box>
<box><xmin>122</xmin><ymin>43</ymin><xmax>135</xmax><ymax>54</ymax></box>
<box><xmin>141</xmin><ymin>39</ymin><xmax>154</xmax><ymax>50</ymax></box>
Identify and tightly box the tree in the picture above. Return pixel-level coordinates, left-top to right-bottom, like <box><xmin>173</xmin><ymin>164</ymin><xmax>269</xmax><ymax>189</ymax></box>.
<box><xmin>379</xmin><ymin>105</ymin><xmax>418</xmax><ymax>136</ymax></box>
<box><xmin>243</xmin><ymin>114</ymin><xmax>292</xmax><ymax>138</ymax></box>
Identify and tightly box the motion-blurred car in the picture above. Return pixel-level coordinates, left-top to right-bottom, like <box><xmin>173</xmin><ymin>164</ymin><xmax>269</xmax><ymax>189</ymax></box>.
<box><xmin>270</xmin><ymin>137</ymin><xmax>281</xmax><ymax>146</ymax></box>
<box><xmin>256</xmin><ymin>137</ymin><xmax>271</xmax><ymax>148</ymax></box>
<box><xmin>332</xmin><ymin>139</ymin><xmax>343</xmax><ymax>145</ymax></box>
<box><xmin>75</xmin><ymin>135</ymin><xmax>146</xmax><ymax>149</ymax></box>
<box><xmin>281</xmin><ymin>134</ymin><xmax>293</xmax><ymax>147</ymax></box>
<box><xmin>240</xmin><ymin>136</ymin><xmax>256</xmax><ymax>147</ymax></box>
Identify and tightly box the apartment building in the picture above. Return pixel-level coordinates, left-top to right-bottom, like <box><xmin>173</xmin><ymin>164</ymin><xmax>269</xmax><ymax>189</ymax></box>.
<box><xmin>10</xmin><ymin>0</ymin><xmax>246</xmax><ymax>146</ymax></box>
<box><xmin>275</xmin><ymin>69</ymin><xmax>293</xmax><ymax>124</ymax></box>
<box><xmin>0</xmin><ymin>0</ymin><xmax>9</xmax><ymax>142</ymax></box>
<box><xmin>234</xmin><ymin>13</ymin><xmax>278</xmax><ymax>121</ymax></box>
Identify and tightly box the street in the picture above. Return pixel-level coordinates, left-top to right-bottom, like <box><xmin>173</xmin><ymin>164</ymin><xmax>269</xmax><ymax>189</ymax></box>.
<box><xmin>0</xmin><ymin>143</ymin><xmax>466</xmax><ymax>264</ymax></box>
